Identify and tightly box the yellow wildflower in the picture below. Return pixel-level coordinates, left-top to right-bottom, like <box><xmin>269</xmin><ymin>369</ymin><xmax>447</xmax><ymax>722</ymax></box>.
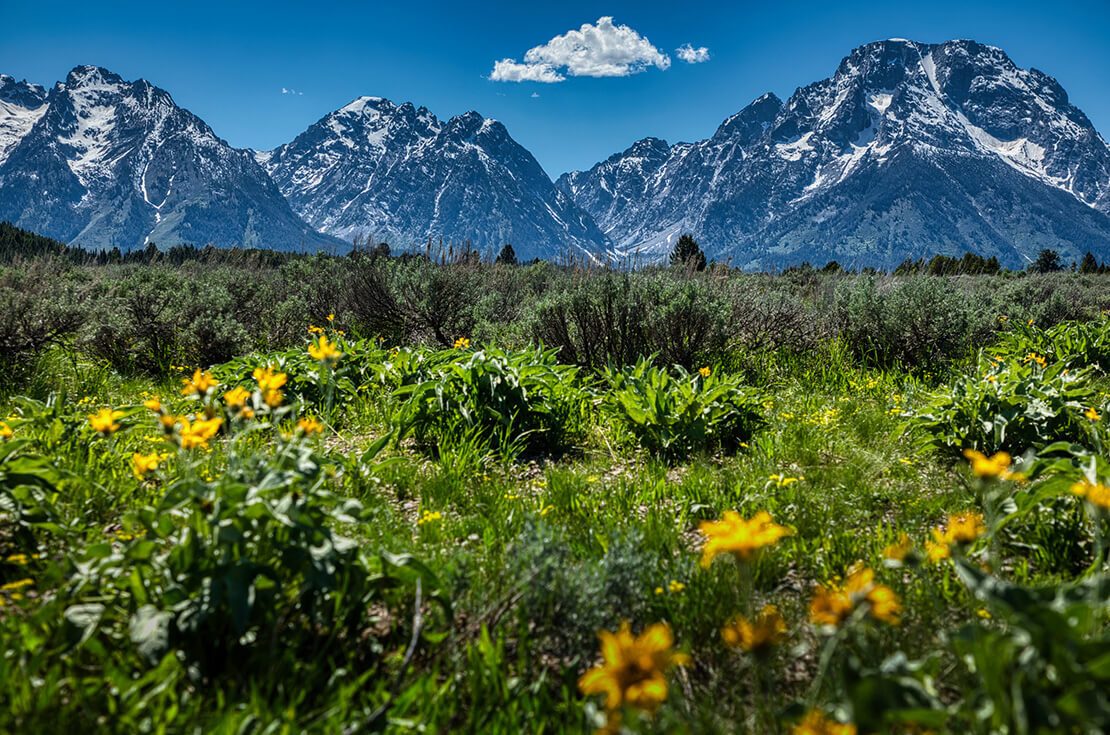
<box><xmin>308</xmin><ymin>334</ymin><xmax>342</xmax><ymax>362</ymax></box>
<box><xmin>667</xmin><ymin>580</ymin><xmax>685</xmax><ymax>594</ymax></box>
<box><xmin>178</xmin><ymin>416</ymin><xmax>223</xmax><ymax>450</ymax></box>
<box><xmin>945</xmin><ymin>511</ymin><xmax>987</xmax><ymax>544</ymax></box>
<box><xmin>769</xmin><ymin>473</ymin><xmax>804</xmax><ymax>488</ymax></box>
<box><xmin>792</xmin><ymin>710</ymin><xmax>858</xmax><ymax>735</ymax></box>
<box><xmin>882</xmin><ymin>533</ymin><xmax>913</xmax><ymax>562</ymax></box>
<box><xmin>721</xmin><ymin>604</ymin><xmax>787</xmax><ymax>654</ymax></box>
<box><xmin>925</xmin><ymin>536</ymin><xmax>951</xmax><ymax>564</ymax></box>
<box><xmin>1085</xmin><ymin>406</ymin><xmax>1101</xmax><ymax>422</ymax></box>
<box><xmin>224</xmin><ymin>386</ymin><xmax>250</xmax><ymax>409</ymax></box>
<box><xmin>1024</xmin><ymin>352</ymin><xmax>1047</xmax><ymax>368</ymax></box>
<box><xmin>1</xmin><ymin>578</ymin><xmax>34</xmax><ymax>593</ymax></box>
<box><xmin>131</xmin><ymin>452</ymin><xmax>161</xmax><ymax>479</ymax></box>
<box><xmin>297</xmin><ymin>416</ymin><xmax>324</xmax><ymax>435</ymax></box>
<box><xmin>253</xmin><ymin>366</ymin><xmax>287</xmax><ymax>407</ymax></box>
<box><xmin>698</xmin><ymin>510</ymin><xmax>791</xmax><ymax>567</ymax></box>
<box><xmin>327</xmin><ymin>313</ymin><xmax>335</xmax><ymax>322</ymax></box>
<box><xmin>699</xmin><ymin>366</ymin><xmax>711</xmax><ymax>378</ymax></box>
<box><xmin>809</xmin><ymin>565</ymin><xmax>901</xmax><ymax>627</ymax></box>
<box><xmin>181</xmin><ymin>369</ymin><xmax>217</xmax><ymax>396</ymax></box>
<box><xmin>417</xmin><ymin>510</ymin><xmax>443</xmax><ymax>526</ymax></box>
<box><xmin>89</xmin><ymin>408</ymin><xmax>125</xmax><ymax>435</ymax></box>
<box><xmin>143</xmin><ymin>397</ymin><xmax>161</xmax><ymax>413</ymax></box>
<box><xmin>1071</xmin><ymin>480</ymin><xmax>1110</xmax><ymax>510</ymax></box>
<box><xmin>308</xmin><ymin>324</ymin><xmax>325</xmax><ymax>335</ymax></box>
<box><xmin>0</xmin><ymin>421</ymin><xmax>12</xmax><ymax>441</ymax></box>
<box><xmin>454</xmin><ymin>336</ymin><xmax>471</xmax><ymax>349</ymax></box>
<box><xmin>578</xmin><ymin>621</ymin><xmax>689</xmax><ymax>715</ymax></box>
<box><xmin>962</xmin><ymin>449</ymin><xmax>1020</xmax><ymax>480</ymax></box>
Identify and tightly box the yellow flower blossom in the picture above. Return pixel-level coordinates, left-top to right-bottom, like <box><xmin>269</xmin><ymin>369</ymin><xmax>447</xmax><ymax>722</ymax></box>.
<box><xmin>181</xmin><ymin>369</ymin><xmax>217</xmax><ymax>396</ymax></box>
<box><xmin>417</xmin><ymin>510</ymin><xmax>443</xmax><ymax>526</ymax></box>
<box><xmin>721</xmin><ymin>604</ymin><xmax>787</xmax><ymax>654</ymax></box>
<box><xmin>698</xmin><ymin>366</ymin><xmax>711</xmax><ymax>378</ymax></box>
<box><xmin>454</xmin><ymin>336</ymin><xmax>471</xmax><ymax>349</ymax></box>
<box><xmin>698</xmin><ymin>510</ymin><xmax>791</xmax><ymax>567</ymax></box>
<box><xmin>308</xmin><ymin>334</ymin><xmax>341</xmax><ymax>362</ymax></box>
<box><xmin>1024</xmin><ymin>352</ymin><xmax>1047</xmax><ymax>368</ymax></box>
<box><xmin>308</xmin><ymin>324</ymin><xmax>325</xmax><ymax>335</ymax></box>
<box><xmin>143</xmin><ymin>397</ymin><xmax>162</xmax><ymax>413</ymax></box>
<box><xmin>1085</xmin><ymin>406</ymin><xmax>1101</xmax><ymax>422</ymax></box>
<box><xmin>253</xmin><ymin>366</ymin><xmax>287</xmax><ymax>407</ymax></box>
<box><xmin>925</xmin><ymin>536</ymin><xmax>951</xmax><ymax>564</ymax></box>
<box><xmin>131</xmin><ymin>452</ymin><xmax>161</xmax><ymax>479</ymax></box>
<box><xmin>89</xmin><ymin>408</ymin><xmax>125</xmax><ymax>435</ymax></box>
<box><xmin>178</xmin><ymin>416</ymin><xmax>223</xmax><ymax>450</ymax></box>
<box><xmin>578</xmin><ymin>621</ymin><xmax>689</xmax><ymax>716</ymax></box>
<box><xmin>327</xmin><ymin>313</ymin><xmax>336</xmax><ymax>322</ymax></box>
<box><xmin>0</xmin><ymin>421</ymin><xmax>12</xmax><ymax>441</ymax></box>
<box><xmin>667</xmin><ymin>580</ymin><xmax>685</xmax><ymax>594</ymax></box>
<box><xmin>1</xmin><ymin>578</ymin><xmax>34</xmax><ymax>593</ymax></box>
<box><xmin>962</xmin><ymin>449</ymin><xmax>1021</xmax><ymax>480</ymax></box>
<box><xmin>224</xmin><ymin>386</ymin><xmax>250</xmax><ymax>409</ymax></box>
<box><xmin>769</xmin><ymin>473</ymin><xmax>804</xmax><ymax>488</ymax></box>
<box><xmin>809</xmin><ymin>565</ymin><xmax>901</xmax><ymax>627</ymax></box>
<box><xmin>297</xmin><ymin>416</ymin><xmax>324</xmax><ymax>435</ymax></box>
<box><xmin>792</xmin><ymin>710</ymin><xmax>858</xmax><ymax>735</ymax></box>
<box><xmin>1071</xmin><ymin>480</ymin><xmax>1110</xmax><ymax>510</ymax></box>
<box><xmin>882</xmin><ymin>533</ymin><xmax>913</xmax><ymax>562</ymax></box>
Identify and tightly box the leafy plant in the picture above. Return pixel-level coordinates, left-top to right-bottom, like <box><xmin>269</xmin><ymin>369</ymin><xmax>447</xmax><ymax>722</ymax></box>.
<box><xmin>602</xmin><ymin>359</ymin><xmax>764</xmax><ymax>460</ymax></box>
<box><xmin>909</xmin><ymin>353</ymin><xmax>1098</xmax><ymax>455</ymax></box>
<box><xmin>387</xmin><ymin>345</ymin><xmax>587</xmax><ymax>458</ymax></box>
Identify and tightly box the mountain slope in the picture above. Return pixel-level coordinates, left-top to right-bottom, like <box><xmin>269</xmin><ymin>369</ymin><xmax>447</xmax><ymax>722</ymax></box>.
<box><xmin>559</xmin><ymin>39</ymin><xmax>1110</xmax><ymax>268</ymax></box>
<box><xmin>0</xmin><ymin>65</ymin><xmax>339</xmax><ymax>251</ymax></box>
<box><xmin>260</xmin><ymin>97</ymin><xmax>608</xmax><ymax>261</ymax></box>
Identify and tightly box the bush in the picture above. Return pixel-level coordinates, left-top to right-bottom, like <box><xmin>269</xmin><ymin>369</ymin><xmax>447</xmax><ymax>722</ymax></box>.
<box><xmin>602</xmin><ymin>359</ymin><xmax>763</xmax><ymax>460</ymax></box>
<box><xmin>909</xmin><ymin>353</ymin><xmax>1099</xmax><ymax>455</ymax></box>
<box><xmin>387</xmin><ymin>345</ymin><xmax>587</xmax><ymax>458</ymax></box>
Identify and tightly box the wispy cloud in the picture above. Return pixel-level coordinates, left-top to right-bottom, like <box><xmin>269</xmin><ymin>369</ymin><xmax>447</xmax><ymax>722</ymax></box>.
<box><xmin>676</xmin><ymin>44</ymin><xmax>711</xmax><ymax>64</ymax></box>
<box><xmin>491</xmin><ymin>17</ymin><xmax>670</xmax><ymax>83</ymax></box>
<box><xmin>531</xmin><ymin>91</ymin><xmax>541</xmax><ymax>98</ymax></box>
<box><xmin>281</xmin><ymin>87</ymin><xmax>304</xmax><ymax>96</ymax></box>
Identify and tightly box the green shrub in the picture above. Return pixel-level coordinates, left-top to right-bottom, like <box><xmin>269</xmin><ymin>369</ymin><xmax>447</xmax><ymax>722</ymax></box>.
<box><xmin>602</xmin><ymin>359</ymin><xmax>763</xmax><ymax>460</ymax></box>
<box><xmin>387</xmin><ymin>345</ymin><xmax>586</xmax><ymax>457</ymax></box>
<box><xmin>993</xmin><ymin>314</ymin><xmax>1110</xmax><ymax>373</ymax></box>
<box><xmin>908</xmin><ymin>354</ymin><xmax>1098</xmax><ymax>455</ymax></box>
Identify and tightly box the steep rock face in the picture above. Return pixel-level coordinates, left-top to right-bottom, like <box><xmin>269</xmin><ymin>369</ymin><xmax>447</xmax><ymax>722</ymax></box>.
<box><xmin>0</xmin><ymin>74</ymin><xmax>48</xmax><ymax>165</ymax></box>
<box><xmin>261</xmin><ymin>97</ymin><xmax>609</xmax><ymax>261</ymax></box>
<box><xmin>560</xmin><ymin>40</ymin><xmax>1110</xmax><ymax>268</ymax></box>
<box><xmin>0</xmin><ymin>65</ymin><xmax>338</xmax><ymax>251</ymax></box>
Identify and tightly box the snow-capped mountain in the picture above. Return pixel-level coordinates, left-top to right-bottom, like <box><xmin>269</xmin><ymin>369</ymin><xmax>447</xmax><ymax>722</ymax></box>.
<box><xmin>558</xmin><ymin>39</ymin><xmax>1110</xmax><ymax>268</ymax></box>
<box><xmin>0</xmin><ymin>65</ymin><xmax>339</xmax><ymax>251</ymax></box>
<box><xmin>0</xmin><ymin>75</ymin><xmax>47</xmax><ymax>166</ymax></box>
<box><xmin>259</xmin><ymin>97</ymin><xmax>608</xmax><ymax>261</ymax></box>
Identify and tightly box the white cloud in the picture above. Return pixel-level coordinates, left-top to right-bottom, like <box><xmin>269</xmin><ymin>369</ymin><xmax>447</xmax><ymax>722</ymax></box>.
<box><xmin>281</xmin><ymin>87</ymin><xmax>304</xmax><ymax>96</ymax></box>
<box><xmin>490</xmin><ymin>58</ymin><xmax>565</xmax><ymax>83</ymax></box>
<box><xmin>530</xmin><ymin>92</ymin><xmax>540</xmax><ymax>98</ymax></box>
<box><xmin>490</xmin><ymin>17</ymin><xmax>670</xmax><ymax>83</ymax></box>
<box><xmin>676</xmin><ymin>44</ymin><xmax>711</xmax><ymax>64</ymax></box>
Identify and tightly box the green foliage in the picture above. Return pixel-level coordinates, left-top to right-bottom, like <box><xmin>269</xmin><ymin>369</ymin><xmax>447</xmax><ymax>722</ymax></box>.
<box><xmin>994</xmin><ymin>314</ymin><xmax>1110</xmax><ymax>373</ymax></box>
<box><xmin>602</xmin><ymin>359</ymin><xmax>763</xmax><ymax>460</ymax></box>
<box><xmin>387</xmin><ymin>345</ymin><xmax>586</xmax><ymax>458</ymax></box>
<box><xmin>669</xmin><ymin>233</ymin><xmax>707</xmax><ymax>271</ymax></box>
<box><xmin>909</xmin><ymin>353</ymin><xmax>1098</xmax><ymax>454</ymax></box>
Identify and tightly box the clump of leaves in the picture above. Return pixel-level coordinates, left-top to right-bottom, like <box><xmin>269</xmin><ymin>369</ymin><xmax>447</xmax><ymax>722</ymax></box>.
<box><xmin>908</xmin><ymin>353</ymin><xmax>1098</xmax><ymax>456</ymax></box>
<box><xmin>386</xmin><ymin>345</ymin><xmax>587</xmax><ymax>458</ymax></box>
<box><xmin>602</xmin><ymin>358</ymin><xmax>764</xmax><ymax>461</ymax></box>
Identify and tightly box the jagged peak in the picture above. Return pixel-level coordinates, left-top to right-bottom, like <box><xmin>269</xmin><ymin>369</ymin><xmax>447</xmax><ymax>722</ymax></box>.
<box><xmin>63</xmin><ymin>65</ymin><xmax>126</xmax><ymax>89</ymax></box>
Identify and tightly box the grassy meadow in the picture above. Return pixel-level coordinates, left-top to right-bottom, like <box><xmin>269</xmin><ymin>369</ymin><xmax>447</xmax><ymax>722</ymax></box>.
<box><xmin>1</xmin><ymin>254</ymin><xmax>1109</xmax><ymax>733</ymax></box>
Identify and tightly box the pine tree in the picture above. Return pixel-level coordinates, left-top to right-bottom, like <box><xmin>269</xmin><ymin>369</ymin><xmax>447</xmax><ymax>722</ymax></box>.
<box><xmin>1030</xmin><ymin>248</ymin><xmax>1063</xmax><ymax>273</ymax></box>
<box><xmin>669</xmin><ymin>234</ymin><xmax>706</xmax><ymax>271</ymax></box>
<box><xmin>1079</xmin><ymin>251</ymin><xmax>1100</xmax><ymax>274</ymax></box>
<box><xmin>495</xmin><ymin>243</ymin><xmax>518</xmax><ymax>265</ymax></box>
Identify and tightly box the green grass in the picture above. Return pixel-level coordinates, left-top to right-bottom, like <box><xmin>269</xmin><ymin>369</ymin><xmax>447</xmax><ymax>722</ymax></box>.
<box><xmin>1</xmin><ymin>322</ymin><xmax>1108</xmax><ymax>734</ymax></box>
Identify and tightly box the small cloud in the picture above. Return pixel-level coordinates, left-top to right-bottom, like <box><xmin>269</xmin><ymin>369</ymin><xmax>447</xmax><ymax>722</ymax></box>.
<box><xmin>490</xmin><ymin>16</ymin><xmax>670</xmax><ymax>83</ymax></box>
<box><xmin>281</xmin><ymin>87</ymin><xmax>304</xmax><ymax>96</ymax></box>
<box><xmin>531</xmin><ymin>92</ymin><xmax>540</xmax><ymax>98</ymax></box>
<box><xmin>676</xmin><ymin>44</ymin><xmax>710</xmax><ymax>64</ymax></box>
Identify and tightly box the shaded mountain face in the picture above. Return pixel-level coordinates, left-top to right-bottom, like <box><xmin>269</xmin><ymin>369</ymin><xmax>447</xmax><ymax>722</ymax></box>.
<box><xmin>259</xmin><ymin>97</ymin><xmax>609</xmax><ymax>262</ymax></box>
<box><xmin>0</xmin><ymin>65</ymin><xmax>339</xmax><ymax>251</ymax></box>
<box><xmin>558</xmin><ymin>39</ymin><xmax>1110</xmax><ymax>269</ymax></box>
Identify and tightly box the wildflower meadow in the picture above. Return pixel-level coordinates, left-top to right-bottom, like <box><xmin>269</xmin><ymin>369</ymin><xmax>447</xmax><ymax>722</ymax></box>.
<box><xmin>1</xmin><ymin>257</ymin><xmax>1109</xmax><ymax>733</ymax></box>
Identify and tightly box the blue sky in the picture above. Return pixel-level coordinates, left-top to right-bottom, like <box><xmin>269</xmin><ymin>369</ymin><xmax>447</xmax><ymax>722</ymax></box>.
<box><xmin>2</xmin><ymin>1</ymin><xmax>1108</xmax><ymax>176</ymax></box>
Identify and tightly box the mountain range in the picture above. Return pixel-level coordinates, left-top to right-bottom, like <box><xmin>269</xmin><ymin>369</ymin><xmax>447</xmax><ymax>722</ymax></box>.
<box><xmin>2</xmin><ymin>39</ymin><xmax>1110</xmax><ymax>267</ymax></box>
